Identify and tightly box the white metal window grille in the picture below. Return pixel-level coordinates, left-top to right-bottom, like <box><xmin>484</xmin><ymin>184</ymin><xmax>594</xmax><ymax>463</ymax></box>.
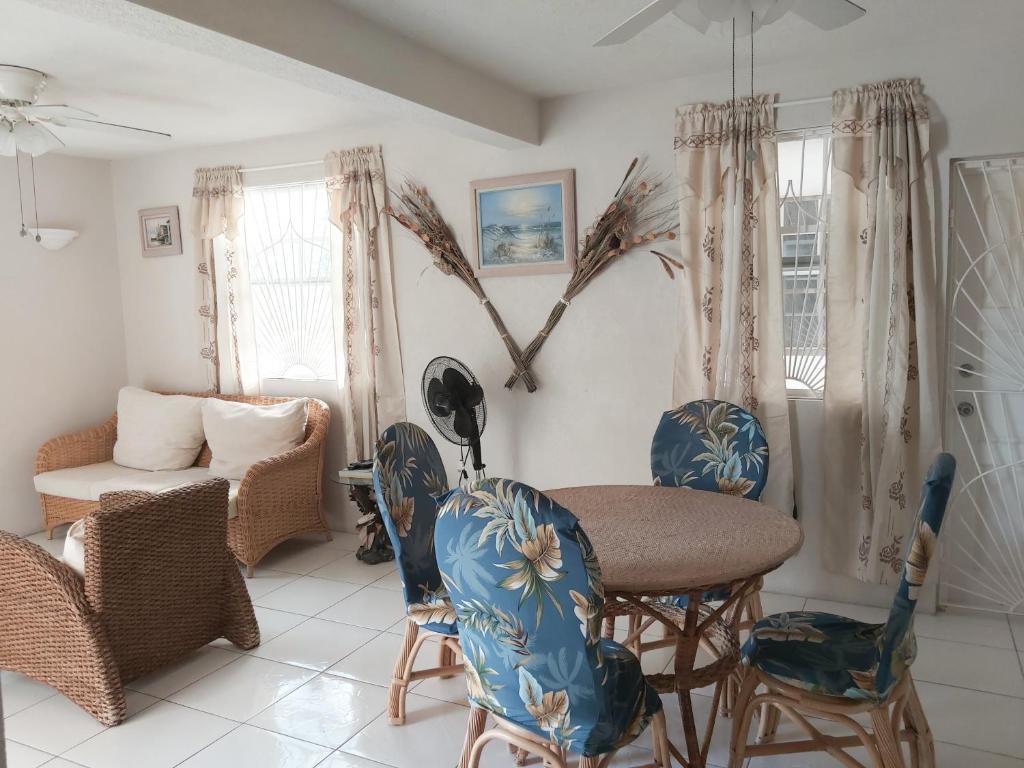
<box><xmin>942</xmin><ymin>154</ymin><xmax>1024</xmax><ymax>616</ymax></box>
<box><xmin>242</xmin><ymin>181</ymin><xmax>336</xmax><ymax>381</ymax></box>
<box><xmin>778</xmin><ymin>129</ymin><xmax>831</xmax><ymax>398</ymax></box>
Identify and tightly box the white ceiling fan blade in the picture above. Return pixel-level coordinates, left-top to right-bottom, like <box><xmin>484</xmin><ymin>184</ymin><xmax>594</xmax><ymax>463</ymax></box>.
<box><xmin>20</xmin><ymin>104</ymin><xmax>98</xmax><ymax>121</ymax></box>
<box><xmin>58</xmin><ymin>116</ymin><xmax>171</xmax><ymax>140</ymax></box>
<box><xmin>594</xmin><ymin>0</ymin><xmax>681</xmax><ymax>46</ymax></box>
<box><xmin>671</xmin><ymin>0</ymin><xmax>711</xmax><ymax>33</ymax></box>
<box><xmin>792</xmin><ymin>0</ymin><xmax>866</xmax><ymax>30</ymax></box>
<box><xmin>758</xmin><ymin>0</ymin><xmax>797</xmax><ymax>26</ymax></box>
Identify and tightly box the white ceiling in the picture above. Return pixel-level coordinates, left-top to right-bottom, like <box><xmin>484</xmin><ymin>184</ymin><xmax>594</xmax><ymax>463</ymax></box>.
<box><xmin>330</xmin><ymin>0</ymin><xmax>1004</xmax><ymax>97</ymax></box>
<box><xmin>4</xmin><ymin>0</ymin><xmax>1018</xmax><ymax>159</ymax></box>
<box><xmin>0</xmin><ymin>0</ymin><xmax>379</xmax><ymax>158</ymax></box>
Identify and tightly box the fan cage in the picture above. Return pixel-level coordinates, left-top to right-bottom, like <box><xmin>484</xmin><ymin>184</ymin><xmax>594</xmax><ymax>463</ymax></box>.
<box><xmin>421</xmin><ymin>356</ymin><xmax>487</xmax><ymax>448</ymax></box>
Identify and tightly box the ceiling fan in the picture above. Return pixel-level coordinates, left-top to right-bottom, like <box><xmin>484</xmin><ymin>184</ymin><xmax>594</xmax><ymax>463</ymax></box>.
<box><xmin>0</xmin><ymin>64</ymin><xmax>171</xmax><ymax>157</ymax></box>
<box><xmin>595</xmin><ymin>0</ymin><xmax>866</xmax><ymax>45</ymax></box>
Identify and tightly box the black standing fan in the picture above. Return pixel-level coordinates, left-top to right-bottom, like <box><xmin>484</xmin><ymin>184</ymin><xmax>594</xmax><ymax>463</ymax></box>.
<box><xmin>422</xmin><ymin>356</ymin><xmax>487</xmax><ymax>481</ymax></box>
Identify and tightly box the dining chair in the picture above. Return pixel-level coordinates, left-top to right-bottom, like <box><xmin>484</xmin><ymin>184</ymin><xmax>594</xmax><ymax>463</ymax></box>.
<box><xmin>631</xmin><ymin>400</ymin><xmax>770</xmax><ymax>711</ymax></box>
<box><xmin>651</xmin><ymin>399</ymin><xmax>770</xmax><ymax>500</ymax></box>
<box><xmin>372</xmin><ymin>421</ymin><xmax>461</xmax><ymax>725</ymax></box>
<box><xmin>435</xmin><ymin>477</ymin><xmax>672</xmax><ymax>768</ymax></box>
<box><xmin>728</xmin><ymin>452</ymin><xmax>956</xmax><ymax>768</ymax></box>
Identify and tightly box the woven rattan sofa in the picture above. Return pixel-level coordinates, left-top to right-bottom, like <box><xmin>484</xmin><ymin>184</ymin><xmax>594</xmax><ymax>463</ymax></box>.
<box><xmin>0</xmin><ymin>480</ymin><xmax>259</xmax><ymax>725</ymax></box>
<box><xmin>34</xmin><ymin>392</ymin><xmax>331</xmax><ymax>575</ymax></box>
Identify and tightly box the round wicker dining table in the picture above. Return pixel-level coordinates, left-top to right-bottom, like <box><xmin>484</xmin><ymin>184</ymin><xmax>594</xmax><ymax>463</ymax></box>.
<box><xmin>545</xmin><ymin>485</ymin><xmax>803</xmax><ymax>768</ymax></box>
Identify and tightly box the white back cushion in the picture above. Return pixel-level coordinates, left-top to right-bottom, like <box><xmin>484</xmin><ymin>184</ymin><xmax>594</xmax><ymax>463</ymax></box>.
<box><xmin>203</xmin><ymin>398</ymin><xmax>307</xmax><ymax>481</ymax></box>
<box><xmin>112</xmin><ymin>387</ymin><xmax>205</xmax><ymax>471</ymax></box>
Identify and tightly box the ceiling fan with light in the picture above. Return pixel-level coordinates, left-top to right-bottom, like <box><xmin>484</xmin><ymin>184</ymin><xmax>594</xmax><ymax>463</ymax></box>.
<box><xmin>594</xmin><ymin>0</ymin><xmax>866</xmax><ymax>45</ymax></box>
<box><xmin>1</xmin><ymin>64</ymin><xmax>172</xmax><ymax>244</ymax></box>
<box><xmin>0</xmin><ymin>64</ymin><xmax>171</xmax><ymax>157</ymax></box>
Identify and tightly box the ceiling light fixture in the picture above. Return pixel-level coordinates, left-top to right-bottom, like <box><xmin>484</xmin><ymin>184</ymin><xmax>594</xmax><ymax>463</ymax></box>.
<box><xmin>594</xmin><ymin>0</ymin><xmax>865</xmax><ymax>46</ymax></box>
<box><xmin>3</xmin><ymin>119</ymin><xmax>63</xmax><ymax>157</ymax></box>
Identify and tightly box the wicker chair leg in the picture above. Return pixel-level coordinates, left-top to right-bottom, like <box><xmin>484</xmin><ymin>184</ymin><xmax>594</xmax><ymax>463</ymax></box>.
<box><xmin>546</xmin><ymin>744</ymin><xmax>567</xmax><ymax>767</ymax></box>
<box><xmin>650</xmin><ymin>708</ymin><xmax>671</xmax><ymax>767</ymax></box>
<box><xmin>903</xmin><ymin>678</ymin><xmax>933</xmax><ymax>768</ymax></box>
<box><xmin>439</xmin><ymin>637</ymin><xmax>458</xmax><ymax>678</ymax></box>
<box><xmin>602</xmin><ymin>615</ymin><xmax>616</xmax><ymax>639</ymax></box>
<box><xmin>756</xmin><ymin>701</ymin><xmax>782</xmax><ymax>743</ymax></box>
<box><xmin>870</xmin><ymin>707</ymin><xmax>906</xmax><ymax>768</ymax></box>
<box><xmin>725</xmin><ymin>590</ymin><xmax>763</xmax><ymax>719</ymax></box>
<box><xmin>245</xmin><ymin>564</ymin><xmax>255</xmax><ymax>578</ymax></box>
<box><xmin>221</xmin><ymin>567</ymin><xmax>261</xmax><ymax>650</ymax></box>
<box><xmin>628</xmin><ymin>613</ymin><xmax>643</xmax><ymax>656</ymax></box>
<box><xmin>458</xmin><ymin>706</ymin><xmax>488</xmax><ymax>768</ymax></box>
<box><xmin>579</xmin><ymin>756</ymin><xmax>600</xmax><ymax>768</ymax></box>
<box><xmin>389</xmin><ymin>619</ymin><xmax>419</xmax><ymax>725</ymax></box>
<box><xmin>728</xmin><ymin>669</ymin><xmax>760</xmax><ymax>768</ymax></box>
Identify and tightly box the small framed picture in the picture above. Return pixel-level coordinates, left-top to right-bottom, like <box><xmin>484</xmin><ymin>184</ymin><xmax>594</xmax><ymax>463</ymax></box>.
<box><xmin>471</xmin><ymin>169</ymin><xmax>576</xmax><ymax>278</ymax></box>
<box><xmin>138</xmin><ymin>206</ymin><xmax>182</xmax><ymax>256</ymax></box>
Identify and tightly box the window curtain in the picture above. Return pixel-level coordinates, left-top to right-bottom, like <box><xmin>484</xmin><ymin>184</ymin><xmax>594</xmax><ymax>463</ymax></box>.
<box><xmin>325</xmin><ymin>146</ymin><xmax>406</xmax><ymax>461</ymax></box>
<box><xmin>672</xmin><ymin>96</ymin><xmax>795</xmax><ymax>515</ymax></box>
<box><xmin>823</xmin><ymin>79</ymin><xmax>941</xmax><ymax>584</ymax></box>
<box><xmin>191</xmin><ymin>166</ymin><xmax>255</xmax><ymax>393</ymax></box>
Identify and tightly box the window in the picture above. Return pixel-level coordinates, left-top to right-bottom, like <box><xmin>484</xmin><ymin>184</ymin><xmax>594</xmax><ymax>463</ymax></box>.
<box><xmin>242</xmin><ymin>180</ymin><xmax>337</xmax><ymax>381</ymax></box>
<box><xmin>778</xmin><ymin>130</ymin><xmax>831</xmax><ymax>398</ymax></box>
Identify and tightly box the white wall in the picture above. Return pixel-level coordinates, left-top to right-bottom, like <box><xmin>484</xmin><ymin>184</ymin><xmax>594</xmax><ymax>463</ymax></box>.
<box><xmin>0</xmin><ymin>154</ymin><xmax>126</xmax><ymax>536</ymax></box>
<box><xmin>108</xmin><ymin>17</ymin><xmax>1024</xmax><ymax>605</ymax></box>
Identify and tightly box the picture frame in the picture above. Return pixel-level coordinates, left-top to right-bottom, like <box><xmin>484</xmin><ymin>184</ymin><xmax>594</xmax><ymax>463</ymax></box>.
<box><xmin>138</xmin><ymin>205</ymin><xmax>182</xmax><ymax>256</ymax></box>
<box><xmin>470</xmin><ymin>169</ymin><xmax>576</xmax><ymax>278</ymax></box>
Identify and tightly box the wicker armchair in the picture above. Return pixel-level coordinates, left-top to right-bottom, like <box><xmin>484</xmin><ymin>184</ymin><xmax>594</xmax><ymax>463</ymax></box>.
<box><xmin>35</xmin><ymin>393</ymin><xmax>332</xmax><ymax>575</ymax></box>
<box><xmin>0</xmin><ymin>480</ymin><xmax>259</xmax><ymax>725</ymax></box>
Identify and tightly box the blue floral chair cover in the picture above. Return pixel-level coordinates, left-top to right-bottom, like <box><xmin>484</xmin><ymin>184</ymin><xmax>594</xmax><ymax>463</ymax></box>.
<box><xmin>650</xmin><ymin>399</ymin><xmax>770</xmax><ymax>606</ymax></box>
<box><xmin>741</xmin><ymin>453</ymin><xmax>956</xmax><ymax>701</ymax></box>
<box><xmin>373</xmin><ymin>422</ymin><xmax>455</xmax><ymax>636</ymax></box>
<box><xmin>435</xmin><ymin>478</ymin><xmax>662</xmax><ymax>758</ymax></box>
<box><xmin>651</xmin><ymin>399</ymin><xmax>769</xmax><ymax>499</ymax></box>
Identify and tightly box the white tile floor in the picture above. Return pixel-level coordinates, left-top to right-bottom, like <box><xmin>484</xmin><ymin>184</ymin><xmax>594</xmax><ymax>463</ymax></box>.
<box><xmin>5</xmin><ymin>531</ymin><xmax>1024</xmax><ymax>768</ymax></box>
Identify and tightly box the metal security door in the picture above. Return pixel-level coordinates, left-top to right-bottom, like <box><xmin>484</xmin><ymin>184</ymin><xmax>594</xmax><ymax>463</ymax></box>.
<box><xmin>942</xmin><ymin>154</ymin><xmax>1024</xmax><ymax>615</ymax></box>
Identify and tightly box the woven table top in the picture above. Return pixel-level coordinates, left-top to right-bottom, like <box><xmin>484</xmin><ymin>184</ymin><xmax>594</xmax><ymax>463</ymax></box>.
<box><xmin>546</xmin><ymin>484</ymin><xmax>803</xmax><ymax>595</ymax></box>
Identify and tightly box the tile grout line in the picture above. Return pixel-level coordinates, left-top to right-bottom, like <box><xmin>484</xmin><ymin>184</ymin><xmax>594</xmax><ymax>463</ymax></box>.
<box><xmin>1010</xmin><ymin>613</ymin><xmax>1024</xmax><ymax>680</ymax></box>
<box><xmin>934</xmin><ymin>737</ymin><xmax>1024</xmax><ymax>763</ymax></box>
<box><xmin>169</xmin><ymin>722</ymin><xmax>246</xmax><ymax>768</ymax></box>
<box><xmin>914</xmin><ymin>676</ymin><xmax>1024</xmax><ymax>701</ymax></box>
<box><xmin>5</xmin><ymin>736</ymin><xmax>59</xmax><ymax>764</ymax></box>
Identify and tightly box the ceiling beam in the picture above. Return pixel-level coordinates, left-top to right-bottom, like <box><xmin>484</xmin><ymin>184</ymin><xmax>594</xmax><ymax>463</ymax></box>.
<box><xmin>25</xmin><ymin>0</ymin><xmax>541</xmax><ymax>148</ymax></box>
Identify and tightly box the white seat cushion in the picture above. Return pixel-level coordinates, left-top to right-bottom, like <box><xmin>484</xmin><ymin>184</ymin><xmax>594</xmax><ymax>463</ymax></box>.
<box><xmin>54</xmin><ymin>470</ymin><xmax>243</xmax><ymax>581</ymax></box>
<box><xmin>62</xmin><ymin>519</ymin><xmax>86</xmax><ymax>579</ymax></box>
<box><xmin>34</xmin><ymin>461</ymin><xmax>212</xmax><ymax>501</ymax></box>
<box><xmin>113</xmin><ymin>387</ymin><xmax>206</xmax><ymax>471</ymax></box>
<box><xmin>202</xmin><ymin>398</ymin><xmax>307</xmax><ymax>480</ymax></box>
<box><xmin>227</xmin><ymin>480</ymin><xmax>240</xmax><ymax>520</ymax></box>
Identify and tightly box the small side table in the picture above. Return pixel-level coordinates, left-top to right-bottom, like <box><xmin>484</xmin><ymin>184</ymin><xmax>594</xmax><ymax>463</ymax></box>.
<box><xmin>335</xmin><ymin>468</ymin><xmax>394</xmax><ymax>565</ymax></box>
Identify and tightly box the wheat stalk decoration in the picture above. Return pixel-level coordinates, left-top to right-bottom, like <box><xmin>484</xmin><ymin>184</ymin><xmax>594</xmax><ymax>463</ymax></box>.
<box><xmin>503</xmin><ymin>158</ymin><xmax>681</xmax><ymax>390</ymax></box>
<box><xmin>385</xmin><ymin>182</ymin><xmax>538</xmax><ymax>392</ymax></box>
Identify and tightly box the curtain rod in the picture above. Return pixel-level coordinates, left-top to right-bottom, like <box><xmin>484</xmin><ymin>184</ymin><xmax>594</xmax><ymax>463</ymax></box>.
<box><xmin>238</xmin><ymin>159</ymin><xmax>323</xmax><ymax>174</ymax></box>
<box><xmin>775</xmin><ymin>96</ymin><xmax>830</xmax><ymax>109</ymax></box>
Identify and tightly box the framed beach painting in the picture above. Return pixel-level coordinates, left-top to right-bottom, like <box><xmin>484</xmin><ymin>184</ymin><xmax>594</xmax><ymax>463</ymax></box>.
<box><xmin>470</xmin><ymin>169</ymin><xmax>576</xmax><ymax>278</ymax></box>
<box><xmin>138</xmin><ymin>205</ymin><xmax>182</xmax><ymax>257</ymax></box>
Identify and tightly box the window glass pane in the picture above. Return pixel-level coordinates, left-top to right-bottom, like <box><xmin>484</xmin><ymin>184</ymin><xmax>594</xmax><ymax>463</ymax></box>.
<box><xmin>243</xmin><ymin>181</ymin><xmax>337</xmax><ymax>381</ymax></box>
<box><xmin>777</xmin><ymin>132</ymin><xmax>830</xmax><ymax>397</ymax></box>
